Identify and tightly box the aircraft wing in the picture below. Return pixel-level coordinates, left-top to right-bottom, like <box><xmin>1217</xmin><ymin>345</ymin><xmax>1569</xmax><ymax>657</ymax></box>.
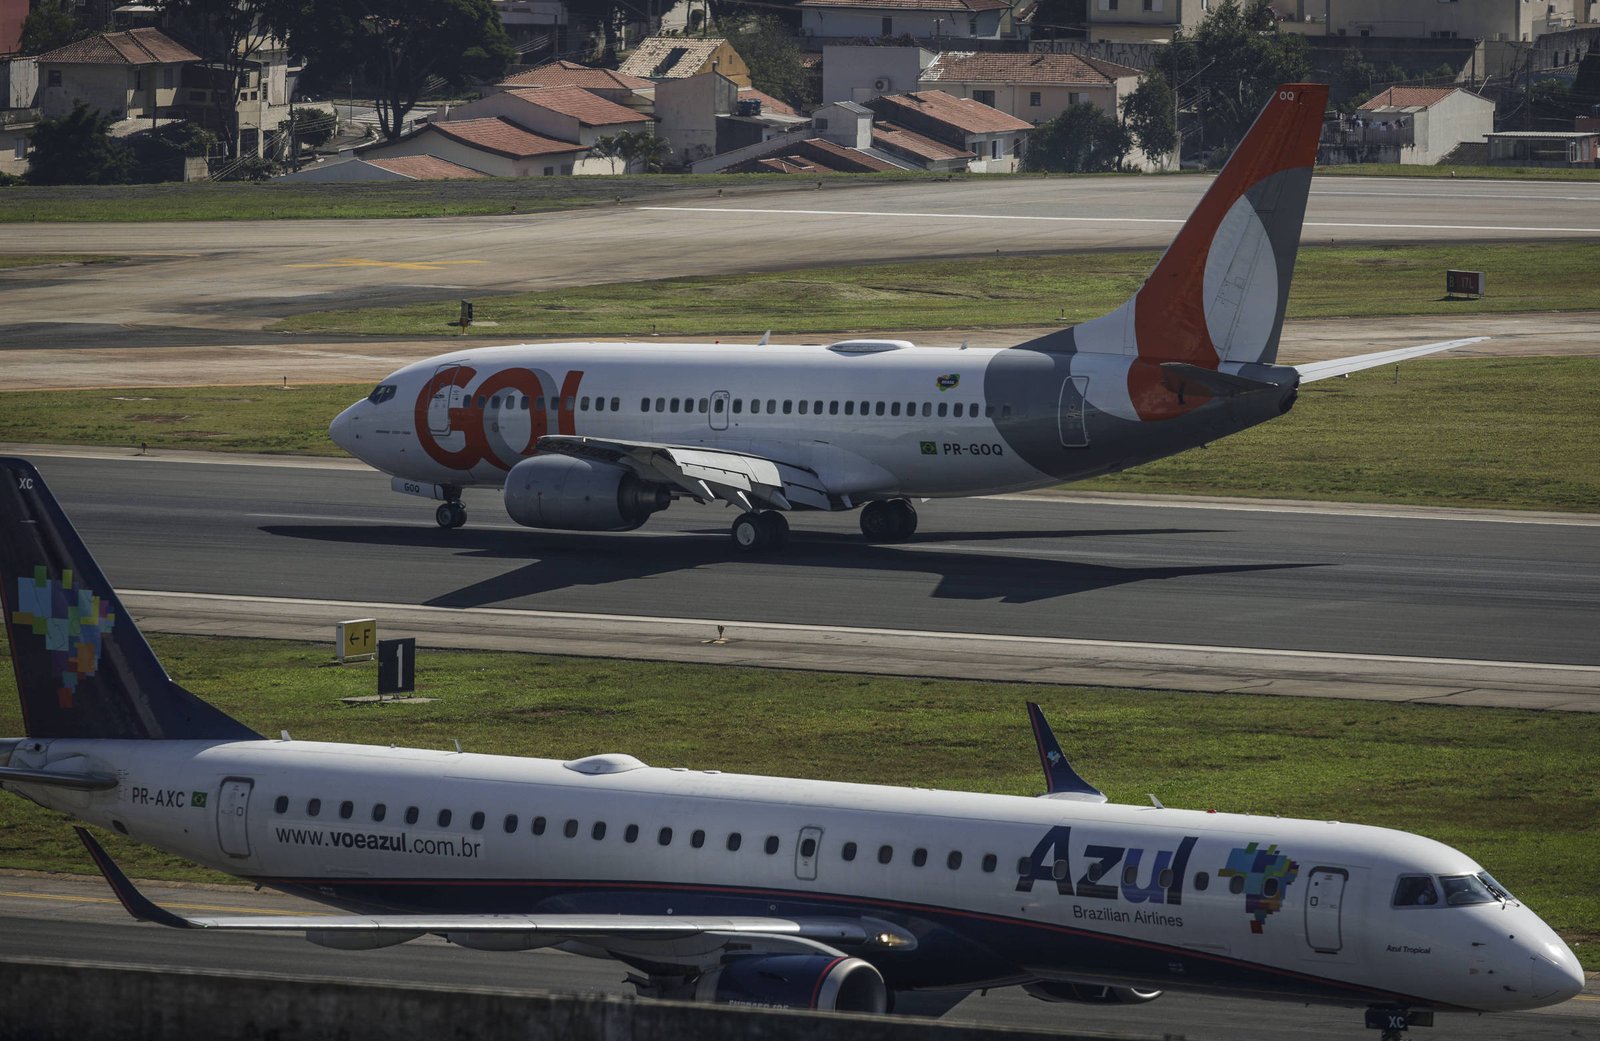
<box><xmin>77</xmin><ymin>828</ymin><xmax>911</xmax><ymax>966</ymax></box>
<box><xmin>1293</xmin><ymin>337</ymin><xmax>1485</xmax><ymax>384</ymax></box>
<box><xmin>536</xmin><ymin>435</ymin><xmax>833</xmax><ymax>511</ymax></box>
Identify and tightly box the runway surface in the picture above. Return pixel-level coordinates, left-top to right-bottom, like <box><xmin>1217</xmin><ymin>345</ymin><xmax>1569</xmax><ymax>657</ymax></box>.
<box><xmin>4</xmin><ymin>175</ymin><xmax>1599</xmax><ymax>350</ymax></box>
<box><xmin>1</xmin><ymin>874</ymin><xmax>1593</xmax><ymax>1041</ymax></box>
<box><xmin>20</xmin><ymin>454</ymin><xmax>1600</xmax><ymax>702</ymax></box>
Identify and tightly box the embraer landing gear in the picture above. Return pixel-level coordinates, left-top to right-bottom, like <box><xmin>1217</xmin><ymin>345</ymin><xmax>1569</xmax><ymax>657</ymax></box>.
<box><xmin>730</xmin><ymin>510</ymin><xmax>789</xmax><ymax>552</ymax></box>
<box><xmin>860</xmin><ymin>499</ymin><xmax>917</xmax><ymax>543</ymax></box>
<box><xmin>1366</xmin><ymin>1006</ymin><xmax>1433</xmax><ymax>1041</ymax></box>
<box><xmin>435</xmin><ymin>501</ymin><xmax>467</xmax><ymax>529</ymax></box>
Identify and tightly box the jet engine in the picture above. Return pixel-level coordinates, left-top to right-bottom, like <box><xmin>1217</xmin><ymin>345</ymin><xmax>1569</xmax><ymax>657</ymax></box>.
<box><xmin>693</xmin><ymin>954</ymin><xmax>889</xmax><ymax>1013</ymax></box>
<box><xmin>1023</xmin><ymin>981</ymin><xmax>1163</xmax><ymax>1004</ymax></box>
<box><xmin>502</xmin><ymin>455</ymin><xmax>670</xmax><ymax>531</ymax></box>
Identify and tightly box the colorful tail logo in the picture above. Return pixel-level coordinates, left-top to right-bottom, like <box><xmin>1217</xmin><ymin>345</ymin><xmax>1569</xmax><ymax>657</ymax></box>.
<box><xmin>12</xmin><ymin>566</ymin><xmax>116</xmax><ymax>709</ymax></box>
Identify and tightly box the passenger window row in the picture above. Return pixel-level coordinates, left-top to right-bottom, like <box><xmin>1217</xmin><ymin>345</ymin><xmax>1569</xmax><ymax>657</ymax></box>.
<box><xmin>640</xmin><ymin>397</ymin><xmax>1008</xmax><ymax>419</ymax></box>
<box><xmin>465</xmin><ymin>395</ymin><xmax>623</xmax><ymax>413</ymax></box>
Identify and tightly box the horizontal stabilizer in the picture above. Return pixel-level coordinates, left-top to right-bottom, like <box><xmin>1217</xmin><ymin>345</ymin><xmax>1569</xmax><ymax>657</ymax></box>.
<box><xmin>1160</xmin><ymin>363</ymin><xmax>1281</xmax><ymax>399</ymax></box>
<box><xmin>1295</xmin><ymin>337</ymin><xmax>1485</xmax><ymax>384</ymax></box>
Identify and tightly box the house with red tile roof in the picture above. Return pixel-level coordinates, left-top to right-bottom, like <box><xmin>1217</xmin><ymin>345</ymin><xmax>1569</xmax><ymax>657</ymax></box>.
<box><xmin>865</xmin><ymin>88</ymin><xmax>1030</xmax><ymax>171</ymax></box>
<box><xmin>1321</xmin><ymin>86</ymin><xmax>1492</xmax><ymax>166</ymax></box>
<box><xmin>655</xmin><ymin>71</ymin><xmax>808</xmax><ymax>166</ymax></box>
<box><xmin>920</xmin><ymin>51</ymin><xmax>1140</xmax><ymax>125</ymax></box>
<box><xmin>283</xmin><ymin>154</ymin><xmax>489</xmax><ymax>182</ymax></box>
<box><xmin>36</xmin><ymin>28</ymin><xmax>199</xmax><ymax>121</ymax></box>
<box><xmin>439</xmin><ymin>85</ymin><xmax>654</xmax><ymax>149</ymax></box>
<box><xmin>725</xmin><ymin>136</ymin><xmax>903</xmax><ymax>173</ymax></box>
<box><xmin>797</xmin><ymin>0</ymin><xmax>1017</xmax><ymax>42</ymax></box>
<box><xmin>359</xmin><ymin>117</ymin><xmax>588</xmax><ymax>177</ymax></box>
<box><xmin>497</xmin><ymin>60</ymin><xmax>654</xmax><ymax>108</ymax></box>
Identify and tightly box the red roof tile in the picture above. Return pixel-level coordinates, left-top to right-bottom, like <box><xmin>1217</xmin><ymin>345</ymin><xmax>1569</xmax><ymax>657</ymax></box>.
<box><xmin>798</xmin><ymin>0</ymin><xmax>1010</xmax><ymax>10</ymax></box>
<box><xmin>38</xmin><ymin>27</ymin><xmax>199</xmax><ymax>65</ymax></box>
<box><xmin>872</xmin><ymin>90</ymin><xmax>1032</xmax><ymax>134</ymax></box>
<box><xmin>739</xmin><ymin>87</ymin><xmax>798</xmax><ymax>117</ymax></box>
<box><xmin>1360</xmin><ymin>86</ymin><xmax>1464</xmax><ymax>111</ymax></box>
<box><xmin>428</xmin><ymin>118</ymin><xmax>585</xmax><ymax>159</ymax></box>
<box><xmin>502</xmin><ymin>85</ymin><xmax>653</xmax><ymax>127</ymax></box>
<box><xmin>732</xmin><ymin>138</ymin><xmax>899</xmax><ymax>174</ymax></box>
<box><xmin>873</xmin><ymin>121</ymin><xmax>975</xmax><ymax>161</ymax></box>
<box><xmin>365</xmin><ymin>155</ymin><xmax>488</xmax><ymax>180</ymax></box>
<box><xmin>924</xmin><ymin>51</ymin><xmax>1139</xmax><ymax>86</ymax></box>
<box><xmin>500</xmin><ymin>60</ymin><xmax>653</xmax><ymax>92</ymax></box>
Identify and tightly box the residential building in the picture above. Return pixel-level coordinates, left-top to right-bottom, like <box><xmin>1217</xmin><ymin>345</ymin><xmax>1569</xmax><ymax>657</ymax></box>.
<box><xmin>1285</xmin><ymin>0</ymin><xmax>1589</xmax><ymax>42</ymax></box>
<box><xmin>1066</xmin><ymin>0</ymin><xmax>1208</xmax><ymax>44</ymax></box>
<box><xmin>359</xmin><ymin>118</ymin><xmax>588</xmax><ymax>176</ymax></box>
<box><xmin>654</xmin><ymin>71</ymin><xmax>807</xmax><ymax>166</ymax></box>
<box><xmin>282</xmin><ymin>154</ymin><xmax>488</xmax><ymax>182</ymax></box>
<box><xmin>497</xmin><ymin>60</ymin><xmax>654</xmax><ymax>108</ymax></box>
<box><xmin>617</xmin><ymin>36</ymin><xmax>751</xmax><ymax>87</ymax></box>
<box><xmin>0</xmin><ymin>57</ymin><xmax>36</xmax><ymax>177</ymax></box>
<box><xmin>35</xmin><ymin>27</ymin><xmax>198</xmax><ymax>121</ymax></box>
<box><xmin>1319</xmin><ymin>86</ymin><xmax>1493</xmax><ymax>166</ymax></box>
<box><xmin>1485</xmin><ymin>129</ymin><xmax>1600</xmax><ymax>166</ymax></box>
<box><xmin>919</xmin><ymin>51</ymin><xmax>1140</xmax><ymax>123</ymax></box>
<box><xmin>797</xmin><ymin>0</ymin><xmax>1016</xmax><ymax>42</ymax></box>
<box><xmin>871</xmin><ymin>118</ymin><xmax>975</xmax><ymax>170</ymax></box>
<box><xmin>865</xmin><ymin>88</ymin><xmax>1031</xmax><ymax>170</ymax></box>
<box><xmin>180</xmin><ymin>36</ymin><xmax>295</xmax><ymax>157</ymax></box>
<box><xmin>438</xmin><ymin>85</ymin><xmax>654</xmax><ymax>152</ymax></box>
<box><xmin>821</xmin><ymin>44</ymin><xmax>933</xmax><ymax>105</ymax></box>
<box><xmin>725</xmin><ymin>137</ymin><xmax>903</xmax><ymax>172</ymax></box>
<box><xmin>491</xmin><ymin>0</ymin><xmax>568</xmax><ymax>54</ymax></box>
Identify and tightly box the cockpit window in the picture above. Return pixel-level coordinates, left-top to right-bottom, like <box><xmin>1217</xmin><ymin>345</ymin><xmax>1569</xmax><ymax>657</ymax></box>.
<box><xmin>1392</xmin><ymin>874</ymin><xmax>1440</xmax><ymax>907</ymax></box>
<box><xmin>1440</xmin><ymin>873</ymin><xmax>1500</xmax><ymax>906</ymax></box>
<box><xmin>1476</xmin><ymin>872</ymin><xmax>1514</xmax><ymax>902</ymax></box>
<box><xmin>367</xmin><ymin>384</ymin><xmax>397</xmax><ymax>405</ymax></box>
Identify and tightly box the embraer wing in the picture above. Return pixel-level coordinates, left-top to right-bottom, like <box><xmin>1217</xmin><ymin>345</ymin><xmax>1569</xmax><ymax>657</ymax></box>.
<box><xmin>537</xmin><ymin>435</ymin><xmax>833</xmax><ymax>511</ymax></box>
<box><xmin>1294</xmin><ymin>337</ymin><xmax>1486</xmax><ymax>384</ymax></box>
<box><xmin>78</xmin><ymin>828</ymin><xmax>912</xmax><ymax>963</ymax></box>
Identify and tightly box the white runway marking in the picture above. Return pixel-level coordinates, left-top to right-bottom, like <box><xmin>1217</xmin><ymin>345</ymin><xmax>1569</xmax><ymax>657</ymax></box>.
<box><xmin>638</xmin><ymin>205</ymin><xmax>1600</xmax><ymax>235</ymax></box>
<box><xmin>1312</xmin><ymin>189</ymin><xmax>1600</xmax><ymax>203</ymax></box>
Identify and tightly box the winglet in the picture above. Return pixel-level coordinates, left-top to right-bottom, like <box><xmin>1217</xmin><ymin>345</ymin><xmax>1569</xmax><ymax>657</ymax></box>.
<box><xmin>75</xmin><ymin>826</ymin><xmax>194</xmax><ymax>929</ymax></box>
<box><xmin>1025</xmin><ymin>703</ymin><xmax>1107</xmax><ymax>803</ymax></box>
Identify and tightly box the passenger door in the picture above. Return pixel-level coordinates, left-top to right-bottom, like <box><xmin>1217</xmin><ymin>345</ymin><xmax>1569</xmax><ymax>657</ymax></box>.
<box><xmin>217</xmin><ymin>778</ymin><xmax>254</xmax><ymax>859</ymax></box>
<box><xmin>710</xmin><ymin>390</ymin><xmax>730</xmax><ymax>431</ymax></box>
<box><xmin>795</xmin><ymin>826</ymin><xmax>824</xmax><ymax>881</ymax></box>
<box><xmin>1304</xmin><ymin>867</ymin><xmax>1348</xmax><ymax>953</ymax></box>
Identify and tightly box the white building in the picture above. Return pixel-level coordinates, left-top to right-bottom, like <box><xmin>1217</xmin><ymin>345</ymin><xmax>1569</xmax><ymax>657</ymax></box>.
<box><xmin>821</xmin><ymin>44</ymin><xmax>934</xmax><ymax>105</ymax></box>
<box><xmin>798</xmin><ymin>0</ymin><xmax>1017</xmax><ymax>42</ymax></box>
<box><xmin>1319</xmin><ymin>86</ymin><xmax>1494</xmax><ymax>166</ymax></box>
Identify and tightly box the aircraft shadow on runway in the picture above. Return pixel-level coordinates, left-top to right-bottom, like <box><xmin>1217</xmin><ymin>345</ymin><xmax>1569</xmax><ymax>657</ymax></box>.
<box><xmin>259</xmin><ymin>523</ymin><xmax>1325</xmax><ymax>607</ymax></box>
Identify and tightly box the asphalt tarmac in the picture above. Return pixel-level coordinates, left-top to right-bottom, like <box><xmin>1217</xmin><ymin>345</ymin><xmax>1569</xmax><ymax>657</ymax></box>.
<box><xmin>1</xmin><ymin>874</ymin><xmax>1593</xmax><ymax>1041</ymax></box>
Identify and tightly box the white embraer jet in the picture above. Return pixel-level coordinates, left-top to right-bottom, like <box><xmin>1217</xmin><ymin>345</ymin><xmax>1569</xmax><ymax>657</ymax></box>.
<box><xmin>0</xmin><ymin>457</ymin><xmax>1583</xmax><ymax>1039</ymax></box>
<box><xmin>330</xmin><ymin>83</ymin><xmax>1480</xmax><ymax>551</ymax></box>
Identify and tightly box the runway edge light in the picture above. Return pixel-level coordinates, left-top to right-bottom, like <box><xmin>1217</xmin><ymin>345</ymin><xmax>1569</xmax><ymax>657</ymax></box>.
<box><xmin>337</xmin><ymin>618</ymin><xmax>377</xmax><ymax>663</ymax></box>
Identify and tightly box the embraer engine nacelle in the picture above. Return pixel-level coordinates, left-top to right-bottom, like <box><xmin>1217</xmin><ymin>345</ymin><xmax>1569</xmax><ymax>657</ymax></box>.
<box><xmin>693</xmin><ymin>954</ymin><xmax>889</xmax><ymax>1013</ymax></box>
<box><xmin>502</xmin><ymin>454</ymin><xmax>671</xmax><ymax>531</ymax></box>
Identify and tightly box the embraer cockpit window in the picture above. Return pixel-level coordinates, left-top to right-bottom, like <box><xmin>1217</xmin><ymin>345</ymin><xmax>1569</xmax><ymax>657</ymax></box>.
<box><xmin>1477</xmin><ymin>872</ymin><xmax>1514</xmax><ymax>901</ymax></box>
<box><xmin>1393</xmin><ymin>874</ymin><xmax>1441</xmax><ymax>907</ymax></box>
<box><xmin>1440</xmin><ymin>873</ymin><xmax>1500</xmax><ymax>906</ymax></box>
<box><xmin>366</xmin><ymin>384</ymin><xmax>397</xmax><ymax>404</ymax></box>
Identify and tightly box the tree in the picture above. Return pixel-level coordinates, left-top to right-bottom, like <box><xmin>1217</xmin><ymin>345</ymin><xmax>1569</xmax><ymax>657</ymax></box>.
<box><xmin>1121</xmin><ymin>71</ymin><xmax>1176</xmax><ymax>167</ymax></box>
<box><xmin>1021</xmin><ymin>102</ymin><xmax>1129</xmax><ymax>173</ymax></box>
<box><xmin>282</xmin><ymin>0</ymin><xmax>515</xmax><ymax>141</ymax></box>
<box><xmin>19</xmin><ymin>0</ymin><xmax>87</xmax><ymax>55</ymax></box>
<box><xmin>160</xmin><ymin>0</ymin><xmax>292</xmax><ymax>159</ymax></box>
<box><xmin>280</xmin><ymin>107</ymin><xmax>337</xmax><ymax>150</ymax></box>
<box><xmin>592</xmin><ymin>128</ymin><xmax>670</xmax><ymax>173</ymax></box>
<box><xmin>724</xmin><ymin>15</ymin><xmax>814</xmax><ymax>109</ymax></box>
<box><xmin>1161</xmin><ymin>0</ymin><xmax>1309</xmax><ymax>157</ymax></box>
<box><xmin>26</xmin><ymin>104</ymin><xmax>134</xmax><ymax>185</ymax></box>
<box><xmin>126</xmin><ymin>121</ymin><xmax>218</xmax><ymax>182</ymax></box>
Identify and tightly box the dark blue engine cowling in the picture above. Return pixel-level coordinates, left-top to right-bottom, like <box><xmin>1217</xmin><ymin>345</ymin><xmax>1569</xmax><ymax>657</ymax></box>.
<box><xmin>695</xmin><ymin>954</ymin><xmax>888</xmax><ymax>1013</ymax></box>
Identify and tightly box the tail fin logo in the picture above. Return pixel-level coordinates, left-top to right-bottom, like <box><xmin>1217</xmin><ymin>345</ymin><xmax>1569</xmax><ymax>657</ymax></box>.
<box><xmin>12</xmin><ymin>566</ymin><xmax>117</xmax><ymax>709</ymax></box>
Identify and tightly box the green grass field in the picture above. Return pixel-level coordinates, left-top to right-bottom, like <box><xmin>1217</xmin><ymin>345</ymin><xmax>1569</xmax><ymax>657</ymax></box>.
<box><xmin>0</xmin><ymin>633</ymin><xmax>1594</xmax><ymax>967</ymax></box>
<box><xmin>1320</xmin><ymin>163</ymin><xmax>1600</xmax><ymax>182</ymax></box>
<box><xmin>2</xmin><ymin>357</ymin><xmax>1594</xmax><ymax>511</ymax></box>
<box><xmin>272</xmin><ymin>242</ymin><xmax>1600</xmax><ymax>338</ymax></box>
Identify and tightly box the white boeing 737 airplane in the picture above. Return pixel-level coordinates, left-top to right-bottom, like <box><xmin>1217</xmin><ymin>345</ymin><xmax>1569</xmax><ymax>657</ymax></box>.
<box><xmin>330</xmin><ymin>83</ymin><xmax>1479</xmax><ymax>551</ymax></box>
<box><xmin>0</xmin><ymin>457</ymin><xmax>1583</xmax><ymax>1039</ymax></box>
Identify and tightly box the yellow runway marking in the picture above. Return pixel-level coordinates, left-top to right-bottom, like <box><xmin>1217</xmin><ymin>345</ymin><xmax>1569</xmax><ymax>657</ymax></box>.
<box><xmin>286</xmin><ymin>258</ymin><xmax>487</xmax><ymax>272</ymax></box>
<box><xmin>0</xmin><ymin>889</ymin><xmax>319</xmax><ymax>917</ymax></box>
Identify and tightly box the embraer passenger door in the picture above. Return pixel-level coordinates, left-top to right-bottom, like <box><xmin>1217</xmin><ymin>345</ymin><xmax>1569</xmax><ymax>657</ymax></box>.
<box><xmin>1305</xmin><ymin>867</ymin><xmax>1348</xmax><ymax>953</ymax></box>
<box><xmin>217</xmin><ymin>778</ymin><xmax>253</xmax><ymax>859</ymax></box>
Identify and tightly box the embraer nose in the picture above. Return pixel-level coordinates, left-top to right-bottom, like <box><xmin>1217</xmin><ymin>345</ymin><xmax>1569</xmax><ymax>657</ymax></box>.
<box><xmin>329</xmin><ymin>402</ymin><xmax>362</xmax><ymax>455</ymax></box>
<box><xmin>1529</xmin><ymin>948</ymin><xmax>1586</xmax><ymax>1005</ymax></box>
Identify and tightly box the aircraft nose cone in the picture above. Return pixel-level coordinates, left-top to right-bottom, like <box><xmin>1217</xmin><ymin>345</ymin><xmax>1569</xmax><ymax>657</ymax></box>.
<box><xmin>329</xmin><ymin>403</ymin><xmax>360</xmax><ymax>455</ymax></box>
<box><xmin>1530</xmin><ymin>950</ymin><xmax>1586</xmax><ymax>1004</ymax></box>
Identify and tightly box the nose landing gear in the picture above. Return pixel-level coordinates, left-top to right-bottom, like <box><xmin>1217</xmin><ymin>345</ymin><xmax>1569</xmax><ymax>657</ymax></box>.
<box><xmin>1365</xmin><ymin>1006</ymin><xmax>1433</xmax><ymax>1041</ymax></box>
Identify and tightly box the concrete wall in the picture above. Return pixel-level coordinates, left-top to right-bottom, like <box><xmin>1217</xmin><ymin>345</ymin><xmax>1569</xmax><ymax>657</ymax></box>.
<box><xmin>1318</xmin><ymin>0</ymin><xmax>1587</xmax><ymax>42</ymax></box>
<box><xmin>822</xmin><ymin>45</ymin><xmax>933</xmax><ymax>105</ymax></box>
<box><xmin>802</xmin><ymin>9</ymin><xmax>1008</xmax><ymax>41</ymax></box>
<box><xmin>656</xmin><ymin>72</ymin><xmax>739</xmax><ymax>165</ymax></box>
<box><xmin>39</xmin><ymin>62</ymin><xmax>183</xmax><ymax>119</ymax></box>
<box><xmin>0</xmin><ymin>958</ymin><xmax>1113</xmax><ymax>1041</ymax></box>
<box><xmin>1408</xmin><ymin>90</ymin><xmax>1492</xmax><ymax>165</ymax></box>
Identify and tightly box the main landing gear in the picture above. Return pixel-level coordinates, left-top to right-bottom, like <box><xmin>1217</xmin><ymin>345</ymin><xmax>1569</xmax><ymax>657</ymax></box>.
<box><xmin>859</xmin><ymin>499</ymin><xmax>917</xmax><ymax>543</ymax></box>
<box><xmin>730</xmin><ymin>510</ymin><xmax>789</xmax><ymax>552</ymax></box>
<box><xmin>434</xmin><ymin>500</ymin><xmax>467</xmax><ymax>529</ymax></box>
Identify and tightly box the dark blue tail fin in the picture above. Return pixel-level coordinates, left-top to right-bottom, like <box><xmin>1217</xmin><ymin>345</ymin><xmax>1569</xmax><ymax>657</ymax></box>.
<box><xmin>0</xmin><ymin>458</ymin><xmax>259</xmax><ymax>741</ymax></box>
